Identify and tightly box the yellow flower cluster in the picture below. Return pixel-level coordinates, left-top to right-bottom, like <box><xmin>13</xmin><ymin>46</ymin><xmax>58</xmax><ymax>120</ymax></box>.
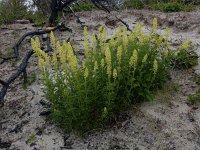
<box><xmin>180</xmin><ymin>41</ymin><xmax>190</xmax><ymax>50</ymax></box>
<box><xmin>50</xmin><ymin>31</ymin><xmax>56</xmax><ymax>49</ymax></box>
<box><xmin>122</xmin><ymin>27</ymin><xmax>128</xmax><ymax>49</ymax></box>
<box><xmin>117</xmin><ymin>46</ymin><xmax>122</xmax><ymax>65</ymax></box>
<box><xmin>129</xmin><ymin>50</ymin><xmax>138</xmax><ymax>68</ymax></box>
<box><xmin>142</xmin><ymin>54</ymin><xmax>148</xmax><ymax>63</ymax></box>
<box><xmin>94</xmin><ymin>61</ymin><xmax>98</xmax><ymax>73</ymax></box>
<box><xmin>153</xmin><ymin>59</ymin><xmax>158</xmax><ymax>75</ymax></box>
<box><xmin>31</xmin><ymin>37</ymin><xmax>50</xmax><ymax>71</ymax></box>
<box><xmin>67</xmin><ymin>42</ymin><xmax>78</xmax><ymax>73</ymax></box>
<box><xmin>105</xmin><ymin>46</ymin><xmax>112</xmax><ymax>78</ymax></box>
<box><xmin>84</xmin><ymin>67</ymin><xmax>89</xmax><ymax>79</ymax></box>
<box><xmin>101</xmin><ymin>59</ymin><xmax>105</xmax><ymax>68</ymax></box>
<box><xmin>52</xmin><ymin>53</ymin><xmax>58</xmax><ymax>70</ymax></box>
<box><xmin>113</xmin><ymin>68</ymin><xmax>117</xmax><ymax>80</ymax></box>
<box><xmin>92</xmin><ymin>33</ymin><xmax>97</xmax><ymax>55</ymax></box>
<box><xmin>153</xmin><ymin>18</ymin><xmax>158</xmax><ymax>31</ymax></box>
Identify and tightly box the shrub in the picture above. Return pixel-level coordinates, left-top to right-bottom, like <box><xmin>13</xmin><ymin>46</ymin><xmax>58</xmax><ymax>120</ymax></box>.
<box><xmin>126</xmin><ymin>0</ymin><xmax>195</xmax><ymax>12</ymax></box>
<box><xmin>153</xmin><ymin>2</ymin><xmax>194</xmax><ymax>12</ymax></box>
<box><xmin>0</xmin><ymin>0</ymin><xmax>28</xmax><ymax>24</ymax></box>
<box><xmin>31</xmin><ymin>19</ymin><xmax>179</xmax><ymax>133</ymax></box>
<box><xmin>172</xmin><ymin>41</ymin><xmax>198</xmax><ymax>69</ymax></box>
<box><xmin>0</xmin><ymin>0</ymin><xmax>45</xmax><ymax>26</ymax></box>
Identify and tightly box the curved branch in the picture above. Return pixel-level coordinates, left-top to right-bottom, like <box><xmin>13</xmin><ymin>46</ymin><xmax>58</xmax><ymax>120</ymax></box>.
<box><xmin>0</xmin><ymin>26</ymin><xmax>60</xmax><ymax>106</ymax></box>
<box><xmin>13</xmin><ymin>26</ymin><xmax>59</xmax><ymax>58</ymax></box>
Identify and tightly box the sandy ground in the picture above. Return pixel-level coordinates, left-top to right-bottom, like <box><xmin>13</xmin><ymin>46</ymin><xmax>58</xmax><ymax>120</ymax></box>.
<box><xmin>0</xmin><ymin>9</ymin><xmax>200</xmax><ymax>150</ymax></box>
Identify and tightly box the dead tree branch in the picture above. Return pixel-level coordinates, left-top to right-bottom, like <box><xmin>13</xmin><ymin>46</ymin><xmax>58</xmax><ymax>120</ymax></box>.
<box><xmin>0</xmin><ymin>26</ymin><xmax>61</xmax><ymax>106</ymax></box>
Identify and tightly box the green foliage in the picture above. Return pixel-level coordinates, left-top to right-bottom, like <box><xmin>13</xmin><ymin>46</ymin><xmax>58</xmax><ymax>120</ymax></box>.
<box><xmin>126</xmin><ymin>0</ymin><xmax>145</xmax><ymax>9</ymax></box>
<box><xmin>190</xmin><ymin>76</ymin><xmax>200</xmax><ymax>103</ymax></box>
<box><xmin>152</xmin><ymin>2</ymin><xmax>194</xmax><ymax>12</ymax></box>
<box><xmin>0</xmin><ymin>0</ymin><xmax>27</xmax><ymax>24</ymax></box>
<box><xmin>65</xmin><ymin>2</ymin><xmax>95</xmax><ymax>12</ymax></box>
<box><xmin>31</xmin><ymin>19</ymin><xmax>193</xmax><ymax>133</ymax></box>
<box><xmin>0</xmin><ymin>0</ymin><xmax>45</xmax><ymax>26</ymax></box>
<box><xmin>172</xmin><ymin>41</ymin><xmax>198</xmax><ymax>69</ymax></box>
<box><xmin>23</xmin><ymin>73</ymin><xmax>37</xmax><ymax>89</ymax></box>
<box><xmin>26</xmin><ymin>133</ymin><xmax>36</xmax><ymax>144</ymax></box>
<box><xmin>189</xmin><ymin>89</ymin><xmax>200</xmax><ymax>103</ymax></box>
<box><xmin>126</xmin><ymin>0</ymin><xmax>196</xmax><ymax>12</ymax></box>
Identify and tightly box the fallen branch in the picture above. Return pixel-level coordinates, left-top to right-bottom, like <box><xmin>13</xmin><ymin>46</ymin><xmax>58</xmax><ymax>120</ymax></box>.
<box><xmin>13</xmin><ymin>26</ymin><xmax>59</xmax><ymax>58</ymax></box>
<box><xmin>0</xmin><ymin>26</ymin><xmax>60</xmax><ymax>106</ymax></box>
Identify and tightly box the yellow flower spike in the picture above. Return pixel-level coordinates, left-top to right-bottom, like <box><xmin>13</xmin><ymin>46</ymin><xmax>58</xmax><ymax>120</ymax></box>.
<box><xmin>105</xmin><ymin>46</ymin><xmax>112</xmax><ymax>65</ymax></box>
<box><xmin>134</xmin><ymin>23</ymin><xmax>143</xmax><ymax>35</ymax></box>
<box><xmin>35</xmin><ymin>37</ymin><xmax>41</xmax><ymax>49</ymax></box>
<box><xmin>180</xmin><ymin>41</ymin><xmax>190</xmax><ymax>49</ymax></box>
<box><xmin>94</xmin><ymin>61</ymin><xmax>98</xmax><ymax>73</ymax></box>
<box><xmin>84</xmin><ymin>67</ymin><xmax>89</xmax><ymax>79</ymax></box>
<box><xmin>123</xmin><ymin>26</ymin><xmax>128</xmax><ymax>48</ymax></box>
<box><xmin>107</xmin><ymin>65</ymin><xmax>112</xmax><ymax>78</ymax></box>
<box><xmin>142</xmin><ymin>54</ymin><xmax>148</xmax><ymax>63</ymax></box>
<box><xmin>98</xmin><ymin>25</ymin><xmax>104</xmax><ymax>34</ymax></box>
<box><xmin>157</xmin><ymin>34</ymin><xmax>163</xmax><ymax>45</ymax></box>
<box><xmin>153</xmin><ymin>18</ymin><xmax>158</xmax><ymax>31</ymax></box>
<box><xmin>102</xmin><ymin>27</ymin><xmax>107</xmax><ymax>42</ymax></box>
<box><xmin>105</xmin><ymin>46</ymin><xmax>112</xmax><ymax>78</ymax></box>
<box><xmin>66</xmin><ymin>42</ymin><xmax>74</xmax><ymax>59</ymax></box>
<box><xmin>144</xmin><ymin>35</ymin><xmax>150</xmax><ymax>43</ymax></box>
<box><xmin>117</xmin><ymin>45</ymin><xmax>122</xmax><ymax>65</ymax></box>
<box><xmin>109</xmin><ymin>36</ymin><xmax>115</xmax><ymax>48</ymax></box>
<box><xmin>101</xmin><ymin>59</ymin><xmax>105</xmax><ymax>68</ymax></box>
<box><xmin>52</xmin><ymin>53</ymin><xmax>58</xmax><ymax>70</ymax></box>
<box><xmin>139</xmin><ymin>32</ymin><xmax>144</xmax><ymax>43</ymax></box>
<box><xmin>129</xmin><ymin>50</ymin><xmax>138</xmax><ymax>68</ymax></box>
<box><xmin>92</xmin><ymin>33</ymin><xmax>97</xmax><ymax>54</ymax></box>
<box><xmin>153</xmin><ymin>59</ymin><xmax>158</xmax><ymax>75</ymax></box>
<box><xmin>50</xmin><ymin>31</ymin><xmax>56</xmax><ymax>49</ymax></box>
<box><xmin>56</xmin><ymin>41</ymin><xmax>62</xmax><ymax>55</ymax></box>
<box><xmin>84</xmin><ymin>27</ymin><xmax>90</xmax><ymax>57</ymax></box>
<box><xmin>70</xmin><ymin>57</ymin><xmax>78</xmax><ymax>73</ymax></box>
<box><xmin>31</xmin><ymin>38</ymin><xmax>37</xmax><ymax>52</ymax></box>
<box><xmin>164</xmin><ymin>48</ymin><xmax>169</xmax><ymax>58</ymax></box>
<box><xmin>38</xmin><ymin>58</ymin><xmax>46</xmax><ymax>72</ymax></box>
<box><xmin>62</xmin><ymin>40</ymin><xmax>67</xmax><ymax>50</ymax></box>
<box><xmin>165</xmin><ymin>27</ymin><xmax>170</xmax><ymax>39</ymax></box>
<box><xmin>117</xmin><ymin>25</ymin><xmax>122</xmax><ymax>35</ymax></box>
<box><xmin>113</xmin><ymin>68</ymin><xmax>117</xmax><ymax>80</ymax></box>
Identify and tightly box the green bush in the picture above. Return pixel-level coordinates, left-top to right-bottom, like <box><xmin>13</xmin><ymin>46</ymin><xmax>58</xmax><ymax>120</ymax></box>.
<box><xmin>126</xmin><ymin>0</ymin><xmax>145</xmax><ymax>9</ymax></box>
<box><xmin>172</xmin><ymin>41</ymin><xmax>198</xmax><ymax>69</ymax></box>
<box><xmin>0</xmin><ymin>0</ymin><xmax>45</xmax><ymax>26</ymax></box>
<box><xmin>126</xmin><ymin>0</ymin><xmax>195</xmax><ymax>12</ymax></box>
<box><xmin>0</xmin><ymin>0</ymin><xmax>28</xmax><ymax>24</ymax></box>
<box><xmin>153</xmin><ymin>2</ymin><xmax>194</xmax><ymax>12</ymax></box>
<box><xmin>31</xmin><ymin>19</ymin><xmax>190</xmax><ymax>133</ymax></box>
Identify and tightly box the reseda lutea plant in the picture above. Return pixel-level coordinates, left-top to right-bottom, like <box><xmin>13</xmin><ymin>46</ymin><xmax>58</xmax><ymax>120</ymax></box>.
<box><xmin>31</xmin><ymin>18</ymin><xmax>172</xmax><ymax>133</ymax></box>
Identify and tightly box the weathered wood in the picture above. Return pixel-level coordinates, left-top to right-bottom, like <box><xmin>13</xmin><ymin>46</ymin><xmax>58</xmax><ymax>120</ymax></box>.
<box><xmin>0</xmin><ymin>26</ymin><xmax>60</xmax><ymax>106</ymax></box>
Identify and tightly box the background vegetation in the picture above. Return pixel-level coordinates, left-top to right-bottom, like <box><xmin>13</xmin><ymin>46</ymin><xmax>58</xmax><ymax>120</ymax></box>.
<box><xmin>0</xmin><ymin>0</ymin><xmax>199</xmax><ymax>25</ymax></box>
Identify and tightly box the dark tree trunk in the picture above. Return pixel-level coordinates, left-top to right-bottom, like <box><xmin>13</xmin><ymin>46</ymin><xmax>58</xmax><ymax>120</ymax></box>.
<box><xmin>49</xmin><ymin>0</ymin><xmax>59</xmax><ymax>25</ymax></box>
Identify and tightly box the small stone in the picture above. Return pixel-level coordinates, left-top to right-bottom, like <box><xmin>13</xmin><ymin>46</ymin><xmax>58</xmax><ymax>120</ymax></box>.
<box><xmin>39</xmin><ymin>110</ymin><xmax>51</xmax><ymax>116</ymax></box>
<box><xmin>0</xmin><ymin>139</ymin><xmax>11</xmax><ymax>149</ymax></box>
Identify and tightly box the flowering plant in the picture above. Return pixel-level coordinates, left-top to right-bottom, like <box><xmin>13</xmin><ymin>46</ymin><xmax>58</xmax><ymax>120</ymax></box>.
<box><xmin>32</xmin><ymin>19</ymin><xmax>173</xmax><ymax>133</ymax></box>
